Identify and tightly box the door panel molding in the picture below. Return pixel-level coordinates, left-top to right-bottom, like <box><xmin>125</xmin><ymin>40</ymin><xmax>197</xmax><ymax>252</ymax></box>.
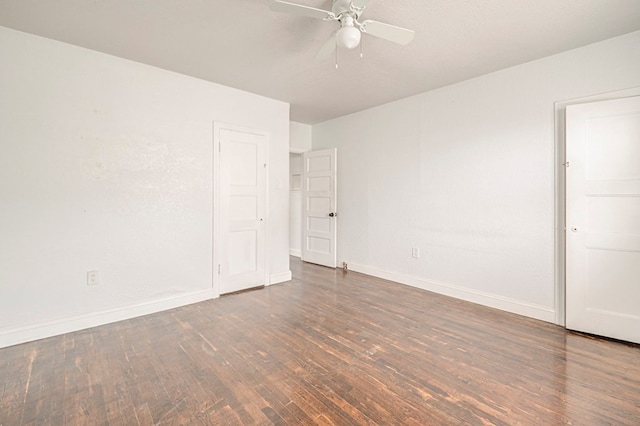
<box><xmin>213</xmin><ymin>122</ymin><xmax>269</xmax><ymax>295</ymax></box>
<box><xmin>565</xmin><ymin>95</ymin><xmax>640</xmax><ymax>344</ymax></box>
<box><xmin>553</xmin><ymin>86</ymin><xmax>640</xmax><ymax>326</ymax></box>
<box><xmin>302</xmin><ymin>148</ymin><xmax>337</xmax><ymax>268</ymax></box>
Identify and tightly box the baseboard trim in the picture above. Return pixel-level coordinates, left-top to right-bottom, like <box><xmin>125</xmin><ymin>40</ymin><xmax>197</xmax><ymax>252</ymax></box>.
<box><xmin>270</xmin><ymin>270</ymin><xmax>292</xmax><ymax>285</ymax></box>
<box><xmin>289</xmin><ymin>249</ymin><xmax>301</xmax><ymax>257</ymax></box>
<box><xmin>0</xmin><ymin>289</ymin><xmax>217</xmax><ymax>349</ymax></box>
<box><xmin>340</xmin><ymin>260</ymin><xmax>555</xmax><ymax>323</ymax></box>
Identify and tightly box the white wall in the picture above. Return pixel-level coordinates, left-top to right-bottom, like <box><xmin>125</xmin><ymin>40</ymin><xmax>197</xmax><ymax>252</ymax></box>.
<box><xmin>0</xmin><ymin>26</ymin><xmax>290</xmax><ymax>348</ymax></box>
<box><xmin>313</xmin><ymin>30</ymin><xmax>640</xmax><ymax>323</ymax></box>
<box><xmin>289</xmin><ymin>153</ymin><xmax>303</xmax><ymax>256</ymax></box>
<box><xmin>290</xmin><ymin>121</ymin><xmax>312</xmax><ymax>152</ymax></box>
<box><xmin>288</xmin><ymin>121</ymin><xmax>310</xmax><ymax>257</ymax></box>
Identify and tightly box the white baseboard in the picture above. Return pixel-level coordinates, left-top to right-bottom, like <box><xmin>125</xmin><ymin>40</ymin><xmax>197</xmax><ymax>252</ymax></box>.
<box><xmin>289</xmin><ymin>249</ymin><xmax>301</xmax><ymax>257</ymax></box>
<box><xmin>340</xmin><ymin>260</ymin><xmax>555</xmax><ymax>323</ymax></box>
<box><xmin>270</xmin><ymin>270</ymin><xmax>292</xmax><ymax>285</ymax></box>
<box><xmin>0</xmin><ymin>289</ymin><xmax>217</xmax><ymax>349</ymax></box>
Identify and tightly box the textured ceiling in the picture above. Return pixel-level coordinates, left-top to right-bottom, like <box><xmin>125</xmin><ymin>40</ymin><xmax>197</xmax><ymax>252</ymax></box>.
<box><xmin>1</xmin><ymin>0</ymin><xmax>640</xmax><ymax>124</ymax></box>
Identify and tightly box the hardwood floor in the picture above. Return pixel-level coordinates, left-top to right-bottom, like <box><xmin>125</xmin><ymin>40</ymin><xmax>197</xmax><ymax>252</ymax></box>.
<box><xmin>1</xmin><ymin>257</ymin><xmax>639</xmax><ymax>425</ymax></box>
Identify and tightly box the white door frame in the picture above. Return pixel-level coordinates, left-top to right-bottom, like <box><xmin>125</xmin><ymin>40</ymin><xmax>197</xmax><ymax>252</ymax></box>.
<box><xmin>553</xmin><ymin>86</ymin><xmax>640</xmax><ymax>326</ymax></box>
<box><xmin>213</xmin><ymin>121</ymin><xmax>269</xmax><ymax>296</ymax></box>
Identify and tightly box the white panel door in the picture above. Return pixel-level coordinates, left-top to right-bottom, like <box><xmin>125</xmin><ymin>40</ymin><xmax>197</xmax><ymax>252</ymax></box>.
<box><xmin>302</xmin><ymin>148</ymin><xmax>337</xmax><ymax>268</ymax></box>
<box><xmin>566</xmin><ymin>96</ymin><xmax>640</xmax><ymax>344</ymax></box>
<box><xmin>217</xmin><ymin>125</ymin><xmax>267</xmax><ymax>294</ymax></box>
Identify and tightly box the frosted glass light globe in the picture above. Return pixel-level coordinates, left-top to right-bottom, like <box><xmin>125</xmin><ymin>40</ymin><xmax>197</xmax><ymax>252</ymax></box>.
<box><xmin>336</xmin><ymin>25</ymin><xmax>361</xmax><ymax>49</ymax></box>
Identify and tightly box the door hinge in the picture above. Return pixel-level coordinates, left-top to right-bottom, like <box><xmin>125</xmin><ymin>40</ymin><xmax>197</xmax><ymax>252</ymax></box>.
<box><xmin>563</xmin><ymin>161</ymin><xmax>570</xmax><ymax>168</ymax></box>
<box><xmin>217</xmin><ymin>264</ymin><xmax>221</xmax><ymax>274</ymax></box>
<box><xmin>264</xmin><ymin>163</ymin><xmax>267</xmax><ymax>168</ymax></box>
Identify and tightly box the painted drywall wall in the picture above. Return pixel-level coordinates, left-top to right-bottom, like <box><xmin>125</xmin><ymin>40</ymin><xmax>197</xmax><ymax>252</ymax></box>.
<box><xmin>288</xmin><ymin>122</ymin><xmax>310</xmax><ymax>258</ymax></box>
<box><xmin>313</xmin><ymin>30</ymin><xmax>640</xmax><ymax>323</ymax></box>
<box><xmin>290</xmin><ymin>121</ymin><xmax>312</xmax><ymax>152</ymax></box>
<box><xmin>289</xmin><ymin>153</ymin><xmax>303</xmax><ymax>256</ymax></box>
<box><xmin>0</xmin><ymin>26</ymin><xmax>290</xmax><ymax>347</ymax></box>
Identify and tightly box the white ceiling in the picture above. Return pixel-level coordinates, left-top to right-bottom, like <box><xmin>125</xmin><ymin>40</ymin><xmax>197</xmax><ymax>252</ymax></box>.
<box><xmin>1</xmin><ymin>0</ymin><xmax>640</xmax><ymax>124</ymax></box>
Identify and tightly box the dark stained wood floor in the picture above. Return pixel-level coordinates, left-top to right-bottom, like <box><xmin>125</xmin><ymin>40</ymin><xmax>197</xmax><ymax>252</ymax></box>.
<box><xmin>1</xmin><ymin>257</ymin><xmax>640</xmax><ymax>425</ymax></box>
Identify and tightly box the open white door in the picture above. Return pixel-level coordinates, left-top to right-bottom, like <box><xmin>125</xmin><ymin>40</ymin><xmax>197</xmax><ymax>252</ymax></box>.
<box><xmin>215</xmin><ymin>124</ymin><xmax>267</xmax><ymax>294</ymax></box>
<box><xmin>302</xmin><ymin>148</ymin><xmax>337</xmax><ymax>268</ymax></box>
<box><xmin>566</xmin><ymin>96</ymin><xmax>640</xmax><ymax>344</ymax></box>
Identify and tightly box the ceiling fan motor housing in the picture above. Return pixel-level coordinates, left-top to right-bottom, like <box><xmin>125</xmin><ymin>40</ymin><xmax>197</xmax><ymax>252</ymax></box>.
<box><xmin>331</xmin><ymin>0</ymin><xmax>356</xmax><ymax>16</ymax></box>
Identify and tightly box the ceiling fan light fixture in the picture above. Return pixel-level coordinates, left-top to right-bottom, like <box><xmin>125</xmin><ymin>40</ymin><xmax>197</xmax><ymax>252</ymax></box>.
<box><xmin>270</xmin><ymin>0</ymin><xmax>416</xmax><ymax>59</ymax></box>
<box><xmin>336</xmin><ymin>24</ymin><xmax>361</xmax><ymax>49</ymax></box>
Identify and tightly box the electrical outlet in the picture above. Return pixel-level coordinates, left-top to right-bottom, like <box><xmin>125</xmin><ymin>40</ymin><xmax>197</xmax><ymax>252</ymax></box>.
<box><xmin>87</xmin><ymin>270</ymin><xmax>99</xmax><ymax>286</ymax></box>
<box><xmin>411</xmin><ymin>247</ymin><xmax>420</xmax><ymax>259</ymax></box>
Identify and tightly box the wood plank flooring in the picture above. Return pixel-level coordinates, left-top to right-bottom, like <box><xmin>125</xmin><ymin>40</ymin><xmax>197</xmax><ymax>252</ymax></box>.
<box><xmin>1</xmin><ymin>257</ymin><xmax>640</xmax><ymax>425</ymax></box>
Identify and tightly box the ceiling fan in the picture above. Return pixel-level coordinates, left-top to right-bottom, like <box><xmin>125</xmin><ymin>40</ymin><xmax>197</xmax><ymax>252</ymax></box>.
<box><xmin>269</xmin><ymin>0</ymin><xmax>415</xmax><ymax>59</ymax></box>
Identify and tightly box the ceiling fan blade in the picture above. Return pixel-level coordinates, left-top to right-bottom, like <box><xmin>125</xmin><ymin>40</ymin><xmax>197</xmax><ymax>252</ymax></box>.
<box><xmin>360</xmin><ymin>20</ymin><xmax>415</xmax><ymax>45</ymax></box>
<box><xmin>351</xmin><ymin>0</ymin><xmax>373</xmax><ymax>9</ymax></box>
<box><xmin>316</xmin><ymin>31</ymin><xmax>337</xmax><ymax>60</ymax></box>
<box><xmin>269</xmin><ymin>0</ymin><xmax>333</xmax><ymax>20</ymax></box>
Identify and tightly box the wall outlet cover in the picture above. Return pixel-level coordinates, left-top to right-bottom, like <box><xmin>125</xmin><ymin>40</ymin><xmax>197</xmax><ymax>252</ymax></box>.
<box><xmin>87</xmin><ymin>270</ymin><xmax>99</xmax><ymax>286</ymax></box>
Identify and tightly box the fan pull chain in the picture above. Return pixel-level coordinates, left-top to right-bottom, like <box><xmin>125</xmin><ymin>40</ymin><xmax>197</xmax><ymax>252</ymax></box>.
<box><xmin>335</xmin><ymin>46</ymin><xmax>339</xmax><ymax>69</ymax></box>
<box><xmin>360</xmin><ymin>38</ymin><xmax>364</xmax><ymax>58</ymax></box>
